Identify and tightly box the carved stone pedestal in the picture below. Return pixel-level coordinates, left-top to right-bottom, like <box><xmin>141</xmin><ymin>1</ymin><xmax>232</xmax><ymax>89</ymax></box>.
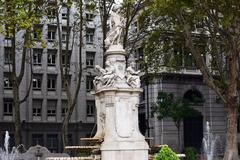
<box><xmin>100</xmin><ymin>89</ymin><xmax>148</xmax><ymax>160</ymax></box>
<box><xmin>92</xmin><ymin>45</ymin><xmax>149</xmax><ymax>160</ymax></box>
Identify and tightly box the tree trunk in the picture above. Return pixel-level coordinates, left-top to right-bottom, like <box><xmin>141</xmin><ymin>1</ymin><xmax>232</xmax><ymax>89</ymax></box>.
<box><xmin>12</xmin><ymin>81</ymin><xmax>22</xmax><ymax>146</ymax></box>
<box><xmin>223</xmin><ymin>53</ymin><xmax>239</xmax><ymax>160</ymax></box>
<box><xmin>62</xmin><ymin>101</ymin><xmax>75</xmax><ymax>149</ymax></box>
<box><xmin>223</xmin><ymin>105</ymin><xmax>238</xmax><ymax>160</ymax></box>
<box><xmin>62</xmin><ymin>112</ymin><xmax>69</xmax><ymax>148</ymax></box>
<box><xmin>177</xmin><ymin>127</ymin><xmax>181</xmax><ymax>152</ymax></box>
<box><xmin>60</xmin><ymin>0</ymin><xmax>83</xmax><ymax>149</ymax></box>
<box><xmin>176</xmin><ymin>122</ymin><xmax>181</xmax><ymax>152</ymax></box>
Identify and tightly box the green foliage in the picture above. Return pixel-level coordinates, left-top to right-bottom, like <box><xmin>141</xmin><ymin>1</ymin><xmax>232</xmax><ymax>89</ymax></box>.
<box><xmin>184</xmin><ymin>147</ymin><xmax>198</xmax><ymax>160</ymax></box>
<box><xmin>141</xmin><ymin>0</ymin><xmax>240</xmax><ymax>159</ymax></box>
<box><xmin>139</xmin><ymin>0</ymin><xmax>240</xmax><ymax>90</ymax></box>
<box><xmin>0</xmin><ymin>0</ymin><xmax>44</xmax><ymax>47</ymax></box>
<box><xmin>152</xmin><ymin>92</ymin><xmax>173</xmax><ymax>119</ymax></box>
<box><xmin>154</xmin><ymin>145</ymin><xmax>180</xmax><ymax>160</ymax></box>
<box><xmin>153</xmin><ymin>91</ymin><xmax>201</xmax><ymax>123</ymax></box>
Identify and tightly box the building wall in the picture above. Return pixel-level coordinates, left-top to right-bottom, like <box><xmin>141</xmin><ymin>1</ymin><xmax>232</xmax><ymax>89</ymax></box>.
<box><xmin>0</xmin><ymin>2</ymin><xmax>102</xmax><ymax>151</ymax></box>
<box><xmin>140</xmin><ymin>73</ymin><xmax>228</xmax><ymax>153</ymax></box>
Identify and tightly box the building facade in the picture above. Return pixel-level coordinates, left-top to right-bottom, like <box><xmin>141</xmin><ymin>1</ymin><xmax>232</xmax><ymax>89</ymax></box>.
<box><xmin>139</xmin><ymin>72</ymin><xmax>227</xmax><ymax>153</ymax></box>
<box><xmin>0</xmin><ymin>1</ymin><xmax>102</xmax><ymax>152</ymax></box>
<box><xmin>136</xmin><ymin>52</ymin><xmax>240</xmax><ymax>154</ymax></box>
<box><xmin>130</xmin><ymin>13</ymin><xmax>235</xmax><ymax>153</ymax></box>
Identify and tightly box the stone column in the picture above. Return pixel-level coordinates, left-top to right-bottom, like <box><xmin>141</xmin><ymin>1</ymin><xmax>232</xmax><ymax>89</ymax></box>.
<box><xmin>92</xmin><ymin>44</ymin><xmax>149</xmax><ymax>160</ymax></box>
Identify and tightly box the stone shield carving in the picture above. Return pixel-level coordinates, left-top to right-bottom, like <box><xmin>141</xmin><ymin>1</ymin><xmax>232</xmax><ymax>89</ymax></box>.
<box><xmin>115</xmin><ymin>97</ymin><xmax>134</xmax><ymax>138</ymax></box>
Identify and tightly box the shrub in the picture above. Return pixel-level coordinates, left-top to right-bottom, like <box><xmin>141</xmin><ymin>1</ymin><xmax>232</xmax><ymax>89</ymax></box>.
<box><xmin>154</xmin><ymin>145</ymin><xmax>180</xmax><ymax>160</ymax></box>
<box><xmin>185</xmin><ymin>147</ymin><xmax>198</xmax><ymax>160</ymax></box>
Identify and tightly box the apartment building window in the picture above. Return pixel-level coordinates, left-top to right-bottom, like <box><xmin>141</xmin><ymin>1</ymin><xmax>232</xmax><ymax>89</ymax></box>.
<box><xmin>32</xmin><ymin>134</ymin><xmax>44</xmax><ymax>146</ymax></box>
<box><xmin>48</xmin><ymin>26</ymin><xmax>56</xmax><ymax>42</ymax></box>
<box><xmin>62</xmin><ymin>50</ymin><xmax>71</xmax><ymax>67</ymax></box>
<box><xmin>47</xmin><ymin>75</ymin><xmax>57</xmax><ymax>91</ymax></box>
<box><xmin>135</xmin><ymin>47</ymin><xmax>144</xmax><ymax>60</ymax></box>
<box><xmin>86</xmin><ymin>100</ymin><xmax>95</xmax><ymax>117</ymax></box>
<box><xmin>62</xmin><ymin>30</ymin><xmax>67</xmax><ymax>42</ymax></box>
<box><xmin>33</xmin><ymin>74</ymin><xmax>42</xmax><ymax>90</ymax></box>
<box><xmin>62</xmin><ymin>26</ymin><xmax>71</xmax><ymax>43</ymax></box>
<box><xmin>173</xmin><ymin>44</ymin><xmax>183</xmax><ymax>67</ymax></box>
<box><xmin>47</xmin><ymin>100</ymin><xmax>57</xmax><ymax>117</ymax></box>
<box><xmin>4</xmin><ymin>99</ymin><xmax>13</xmax><ymax>116</ymax></box>
<box><xmin>86</xmin><ymin>13</ymin><xmax>94</xmax><ymax>21</ymax></box>
<box><xmin>4</xmin><ymin>25</ymin><xmax>11</xmax><ymax>39</ymax></box>
<box><xmin>4</xmin><ymin>47</ymin><xmax>12</xmax><ymax>64</ymax></box>
<box><xmin>174</xmin><ymin>44</ymin><xmax>196</xmax><ymax>69</ymax></box>
<box><xmin>33</xmin><ymin>49</ymin><xmax>42</xmax><ymax>66</ymax></box>
<box><xmin>86</xmin><ymin>52</ymin><xmax>95</xmax><ymax>68</ymax></box>
<box><xmin>32</xmin><ymin>99</ymin><xmax>42</xmax><ymax>117</ymax></box>
<box><xmin>86</xmin><ymin>76</ymin><xmax>94</xmax><ymax>92</ymax></box>
<box><xmin>62</xmin><ymin>7</ymin><xmax>67</xmax><ymax>20</ymax></box>
<box><xmin>184</xmin><ymin>52</ymin><xmax>196</xmax><ymax>69</ymax></box>
<box><xmin>86</xmin><ymin>28</ymin><xmax>95</xmax><ymax>44</ymax></box>
<box><xmin>47</xmin><ymin>49</ymin><xmax>57</xmax><ymax>66</ymax></box>
<box><xmin>47</xmin><ymin>134</ymin><xmax>58</xmax><ymax>153</ymax></box>
<box><xmin>4</xmin><ymin>73</ymin><xmax>12</xmax><ymax>89</ymax></box>
<box><xmin>61</xmin><ymin>100</ymin><xmax>68</xmax><ymax>116</ymax></box>
<box><xmin>62</xmin><ymin>13</ymin><xmax>67</xmax><ymax>20</ymax></box>
<box><xmin>33</xmin><ymin>25</ymin><xmax>43</xmax><ymax>40</ymax></box>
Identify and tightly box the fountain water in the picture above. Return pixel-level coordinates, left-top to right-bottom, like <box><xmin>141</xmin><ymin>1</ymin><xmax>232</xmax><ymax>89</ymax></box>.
<box><xmin>202</xmin><ymin>121</ymin><xmax>218</xmax><ymax>160</ymax></box>
<box><xmin>0</xmin><ymin>131</ymin><xmax>18</xmax><ymax>160</ymax></box>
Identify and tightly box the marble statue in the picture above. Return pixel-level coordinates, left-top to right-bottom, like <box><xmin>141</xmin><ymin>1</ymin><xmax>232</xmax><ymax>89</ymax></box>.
<box><xmin>104</xmin><ymin>10</ymin><xmax>125</xmax><ymax>47</ymax></box>
<box><xmin>126</xmin><ymin>62</ymin><xmax>141</xmax><ymax>88</ymax></box>
<box><xmin>93</xmin><ymin>60</ymin><xmax>116</xmax><ymax>88</ymax></box>
<box><xmin>92</xmin><ymin>6</ymin><xmax>149</xmax><ymax>160</ymax></box>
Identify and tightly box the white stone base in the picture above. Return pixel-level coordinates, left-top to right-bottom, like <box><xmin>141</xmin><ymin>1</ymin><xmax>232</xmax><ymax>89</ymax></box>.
<box><xmin>101</xmin><ymin>150</ymin><xmax>148</xmax><ymax>160</ymax></box>
<box><xmin>101</xmin><ymin>141</ymin><xmax>149</xmax><ymax>160</ymax></box>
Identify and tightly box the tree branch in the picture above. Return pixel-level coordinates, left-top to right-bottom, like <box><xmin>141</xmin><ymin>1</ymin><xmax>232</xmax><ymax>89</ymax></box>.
<box><xmin>20</xmin><ymin>48</ymin><xmax>33</xmax><ymax>104</ymax></box>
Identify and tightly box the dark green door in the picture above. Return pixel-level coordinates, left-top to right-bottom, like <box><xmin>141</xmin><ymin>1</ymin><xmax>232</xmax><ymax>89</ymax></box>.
<box><xmin>184</xmin><ymin>116</ymin><xmax>203</xmax><ymax>151</ymax></box>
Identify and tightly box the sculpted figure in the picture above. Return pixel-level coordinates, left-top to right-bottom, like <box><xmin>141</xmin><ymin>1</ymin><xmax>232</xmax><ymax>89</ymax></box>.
<box><xmin>94</xmin><ymin>60</ymin><xmax>116</xmax><ymax>89</ymax></box>
<box><xmin>105</xmin><ymin>9</ymin><xmax>125</xmax><ymax>47</ymax></box>
<box><xmin>126</xmin><ymin>62</ymin><xmax>141</xmax><ymax>88</ymax></box>
<box><xmin>93</xmin><ymin>65</ymin><xmax>106</xmax><ymax>88</ymax></box>
<box><xmin>103</xmin><ymin>60</ymin><xmax>116</xmax><ymax>86</ymax></box>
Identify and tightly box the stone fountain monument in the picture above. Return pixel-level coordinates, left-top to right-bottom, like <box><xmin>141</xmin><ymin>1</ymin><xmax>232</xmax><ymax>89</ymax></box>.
<box><xmin>92</xmin><ymin>10</ymin><xmax>149</xmax><ymax>160</ymax></box>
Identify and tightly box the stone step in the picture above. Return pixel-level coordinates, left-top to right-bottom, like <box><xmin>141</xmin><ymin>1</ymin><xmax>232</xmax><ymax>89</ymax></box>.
<box><xmin>64</xmin><ymin>146</ymin><xmax>100</xmax><ymax>153</ymax></box>
<box><xmin>80</xmin><ymin>138</ymin><xmax>103</xmax><ymax>144</ymax></box>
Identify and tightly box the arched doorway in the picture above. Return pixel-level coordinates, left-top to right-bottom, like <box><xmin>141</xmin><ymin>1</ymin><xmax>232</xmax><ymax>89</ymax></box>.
<box><xmin>183</xmin><ymin>89</ymin><xmax>204</xmax><ymax>151</ymax></box>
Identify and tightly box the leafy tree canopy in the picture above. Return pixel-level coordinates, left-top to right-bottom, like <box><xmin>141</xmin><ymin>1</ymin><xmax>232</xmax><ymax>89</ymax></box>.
<box><xmin>0</xmin><ymin>0</ymin><xmax>45</xmax><ymax>47</ymax></box>
<box><xmin>139</xmin><ymin>0</ymin><xmax>240</xmax><ymax>98</ymax></box>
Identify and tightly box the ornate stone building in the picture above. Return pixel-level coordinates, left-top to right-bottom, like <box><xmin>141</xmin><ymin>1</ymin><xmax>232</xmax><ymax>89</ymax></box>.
<box><xmin>137</xmin><ymin>55</ymin><xmax>228</xmax><ymax>153</ymax></box>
